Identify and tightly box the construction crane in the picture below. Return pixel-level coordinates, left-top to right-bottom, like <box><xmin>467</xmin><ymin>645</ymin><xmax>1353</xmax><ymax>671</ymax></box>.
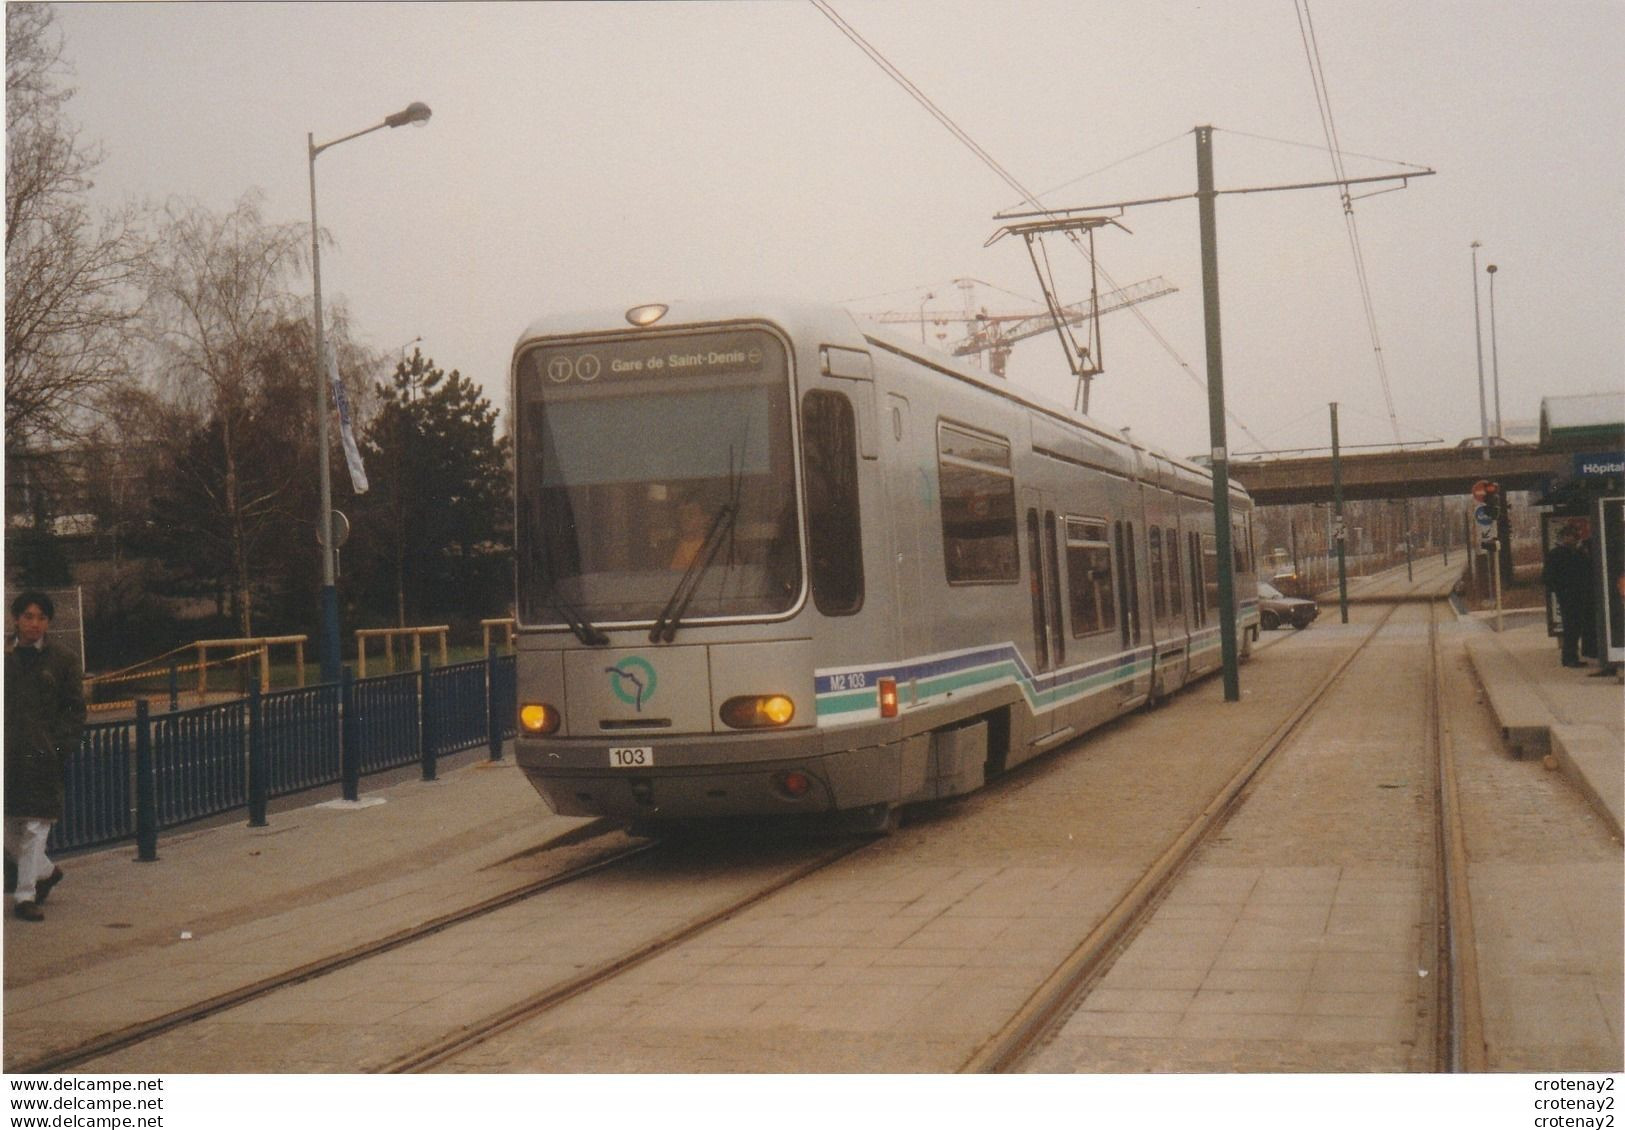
<box><xmin>867</xmin><ymin>275</ymin><xmax>1177</xmax><ymax>382</ymax></box>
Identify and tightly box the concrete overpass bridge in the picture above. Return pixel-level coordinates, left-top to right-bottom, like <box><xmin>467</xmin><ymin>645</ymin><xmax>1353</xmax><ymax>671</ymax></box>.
<box><xmin>1229</xmin><ymin>444</ymin><xmax>1573</xmax><ymax>505</ymax></box>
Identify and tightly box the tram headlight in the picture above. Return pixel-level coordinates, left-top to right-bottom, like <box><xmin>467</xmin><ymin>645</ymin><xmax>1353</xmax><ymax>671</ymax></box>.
<box><xmin>519</xmin><ymin>702</ymin><xmax>561</xmax><ymax>736</ymax></box>
<box><xmin>625</xmin><ymin>303</ymin><xmax>669</xmax><ymax>326</ymax></box>
<box><xmin>719</xmin><ymin>694</ymin><xmax>795</xmax><ymax>729</ymax></box>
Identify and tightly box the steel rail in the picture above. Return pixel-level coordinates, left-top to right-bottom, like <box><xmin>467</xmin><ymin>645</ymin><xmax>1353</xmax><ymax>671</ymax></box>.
<box><xmin>12</xmin><ymin>822</ymin><xmax>644</xmax><ymax>1073</ymax></box>
<box><xmin>383</xmin><ymin>838</ymin><xmax>872</xmax><ymax>1073</ymax></box>
<box><xmin>1431</xmin><ymin>600</ymin><xmax>1489</xmax><ymax>1070</ymax></box>
<box><xmin>960</xmin><ymin>600</ymin><xmax>1406</xmax><ymax>1073</ymax></box>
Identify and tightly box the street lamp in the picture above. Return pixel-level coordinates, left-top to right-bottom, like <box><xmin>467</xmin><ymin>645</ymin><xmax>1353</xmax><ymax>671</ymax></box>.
<box><xmin>1486</xmin><ymin>263</ymin><xmax>1502</xmax><ymax>439</ymax></box>
<box><xmin>308</xmin><ymin>101</ymin><xmax>431</xmax><ymax>683</ymax></box>
<box><xmin>1469</xmin><ymin>241</ymin><xmax>1489</xmax><ymax>461</ymax></box>
<box><xmin>918</xmin><ymin>291</ymin><xmax>934</xmax><ymax>345</ymax></box>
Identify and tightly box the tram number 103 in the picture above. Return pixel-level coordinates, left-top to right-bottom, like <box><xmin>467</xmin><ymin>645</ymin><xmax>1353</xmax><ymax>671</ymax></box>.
<box><xmin>609</xmin><ymin>747</ymin><xmax>654</xmax><ymax>768</ymax></box>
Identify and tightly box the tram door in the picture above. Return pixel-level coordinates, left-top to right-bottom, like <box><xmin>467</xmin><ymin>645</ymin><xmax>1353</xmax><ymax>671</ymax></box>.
<box><xmin>1023</xmin><ymin>491</ymin><xmax>1065</xmax><ymax>671</ymax></box>
<box><xmin>885</xmin><ymin>393</ymin><xmax>925</xmax><ymax>659</ymax></box>
<box><xmin>1023</xmin><ymin>489</ymin><xmax>1068</xmax><ymax>739</ymax></box>
<box><xmin>1115</xmin><ymin>518</ymin><xmax>1144</xmax><ymax>706</ymax></box>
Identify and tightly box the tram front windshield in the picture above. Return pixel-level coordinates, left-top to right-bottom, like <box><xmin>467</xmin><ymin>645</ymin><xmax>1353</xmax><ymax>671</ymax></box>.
<box><xmin>515</xmin><ymin>328</ymin><xmax>801</xmax><ymax>627</ymax></box>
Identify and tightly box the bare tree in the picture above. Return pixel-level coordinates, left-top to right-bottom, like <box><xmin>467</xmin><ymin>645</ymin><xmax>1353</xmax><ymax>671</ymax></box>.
<box><xmin>5</xmin><ymin>3</ymin><xmax>146</xmax><ymax>459</ymax></box>
<box><xmin>140</xmin><ymin>193</ymin><xmax>308</xmax><ymax>636</ymax></box>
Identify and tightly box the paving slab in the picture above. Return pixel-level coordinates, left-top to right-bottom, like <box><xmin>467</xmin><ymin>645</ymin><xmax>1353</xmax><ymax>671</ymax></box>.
<box><xmin>2</xmin><ymin>753</ymin><xmax>601</xmax><ymax>1069</ymax></box>
<box><xmin>1463</xmin><ymin>617</ymin><xmax>1624</xmax><ymax>837</ymax></box>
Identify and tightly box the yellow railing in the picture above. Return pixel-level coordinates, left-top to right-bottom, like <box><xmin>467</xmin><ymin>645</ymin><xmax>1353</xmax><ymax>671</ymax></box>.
<box><xmin>85</xmin><ymin>634</ymin><xmax>309</xmax><ymax>711</ymax></box>
<box><xmin>481</xmin><ymin>617</ymin><xmax>516</xmax><ymax>656</ymax></box>
<box><xmin>193</xmin><ymin>636</ymin><xmax>308</xmax><ymax>698</ymax></box>
<box><xmin>355</xmin><ymin>625</ymin><xmax>449</xmax><ymax>678</ymax></box>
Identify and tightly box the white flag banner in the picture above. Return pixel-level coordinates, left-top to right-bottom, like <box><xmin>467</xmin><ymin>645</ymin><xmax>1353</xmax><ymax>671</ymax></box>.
<box><xmin>326</xmin><ymin>342</ymin><xmax>369</xmax><ymax>494</ymax></box>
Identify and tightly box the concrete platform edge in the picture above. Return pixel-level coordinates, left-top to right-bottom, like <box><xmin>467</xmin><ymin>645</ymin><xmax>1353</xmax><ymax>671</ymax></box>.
<box><xmin>1461</xmin><ymin>622</ymin><xmax>1623</xmax><ymax>841</ymax></box>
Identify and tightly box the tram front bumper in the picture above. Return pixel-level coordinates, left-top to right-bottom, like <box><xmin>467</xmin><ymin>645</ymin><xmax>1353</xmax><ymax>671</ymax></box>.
<box><xmin>514</xmin><ymin>729</ymin><xmax>903</xmax><ymax>820</ymax></box>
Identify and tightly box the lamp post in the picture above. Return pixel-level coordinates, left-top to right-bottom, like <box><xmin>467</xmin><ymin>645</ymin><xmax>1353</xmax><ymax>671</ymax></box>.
<box><xmin>1486</xmin><ymin>263</ymin><xmax>1502</xmax><ymax>439</ymax></box>
<box><xmin>309</xmin><ymin>101</ymin><xmax>431</xmax><ymax>683</ymax></box>
<box><xmin>1470</xmin><ymin>241</ymin><xmax>1489</xmax><ymax>461</ymax></box>
<box><xmin>918</xmin><ymin>292</ymin><xmax>934</xmax><ymax>345</ymax></box>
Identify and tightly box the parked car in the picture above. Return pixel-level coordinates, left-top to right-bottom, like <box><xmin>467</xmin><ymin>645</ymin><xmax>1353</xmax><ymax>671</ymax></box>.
<box><xmin>1258</xmin><ymin>581</ymin><xmax>1318</xmax><ymax>630</ymax></box>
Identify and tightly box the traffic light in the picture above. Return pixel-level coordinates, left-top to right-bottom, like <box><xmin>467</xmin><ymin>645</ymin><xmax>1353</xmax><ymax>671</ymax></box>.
<box><xmin>1480</xmin><ymin>482</ymin><xmax>1501</xmax><ymax>549</ymax></box>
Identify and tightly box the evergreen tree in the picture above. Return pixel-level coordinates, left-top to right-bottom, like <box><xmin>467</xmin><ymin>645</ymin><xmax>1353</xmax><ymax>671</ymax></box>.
<box><xmin>353</xmin><ymin>349</ymin><xmax>511</xmax><ymax>627</ymax></box>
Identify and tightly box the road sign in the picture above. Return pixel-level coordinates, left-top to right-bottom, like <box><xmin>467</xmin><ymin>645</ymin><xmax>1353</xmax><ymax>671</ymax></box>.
<box><xmin>1474</xmin><ymin>504</ymin><xmax>1494</xmax><ymax>528</ymax></box>
<box><xmin>316</xmin><ymin>510</ymin><xmax>350</xmax><ymax>548</ymax></box>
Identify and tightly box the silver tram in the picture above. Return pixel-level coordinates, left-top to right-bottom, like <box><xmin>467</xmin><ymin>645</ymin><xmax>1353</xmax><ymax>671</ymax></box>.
<box><xmin>510</xmin><ymin>300</ymin><xmax>1259</xmax><ymax>829</ymax></box>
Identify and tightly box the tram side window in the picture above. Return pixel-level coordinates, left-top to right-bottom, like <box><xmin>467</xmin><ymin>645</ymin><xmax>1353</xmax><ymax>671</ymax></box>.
<box><xmin>1027</xmin><ymin>509</ymin><xmax>1049</xmax><ymax>670</ymax></box>
<box><xmin>1166</xmin><ymin>527</ymin><xmax>1183</xmax><ymax>618</ymax></box>
<box><xmin>802</xmin><ymin>390</ymin><xmax>864</xmax><ymax>615</ymax></box>
<box><xmin>1189</xmin><ymin>531</ymin><xmax>1208</xmax><ymax>625</ymax></box>
<box><xmin>1066</xmin><ymin>518</ymin><xmax>1116</xmax><ymax>637</ymax></box>
<box><xmin>1044</xmin><ymin>511</ymin><xmax>1064</xmax><ymax>665</ymax></box>
<box><xmin>938</xmin><ymin>423</ymin><xmax>1019</xmax><ymax>583</ymax></box>
<box><xmin>1126</xmin><ymin>521</ymin><xmax>1141</xmax><ymax>646</ymax></box>
<box><xmin>1201</xmin><ymin>533</ymin><xmax>1220</xmax><ymax>619</ymax></box>
<box><xmin>1233</xmin><ymin>518</ymin><xmax>1252</xmax><ymax>574</ymax></box>
<box><xmin>1149</xmin><ymin>527</ymin><xmax>1168</xmax><ymax>621</ymax></box>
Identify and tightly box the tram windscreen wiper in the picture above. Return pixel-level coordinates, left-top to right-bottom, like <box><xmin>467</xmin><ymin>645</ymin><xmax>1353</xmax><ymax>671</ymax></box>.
<box><xmin>542</xmin><ymin>582</ymin><xmax>608</xmax><ymax>646</ymax></box>
<box><xmin>649</xmin><ymin>498</ymin><xmax>738</xmax><ymax>644</ymax></box>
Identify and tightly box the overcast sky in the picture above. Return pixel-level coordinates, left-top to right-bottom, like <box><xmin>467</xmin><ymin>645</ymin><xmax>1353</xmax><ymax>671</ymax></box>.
<box><xmin>52</xmin><ymin>0</ymin><xmax>1625</xmax><ymax>461</ymax></box>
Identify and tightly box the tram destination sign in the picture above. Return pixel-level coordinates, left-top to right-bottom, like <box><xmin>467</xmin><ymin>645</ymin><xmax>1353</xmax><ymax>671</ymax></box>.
<box><xmin>533</xmin><ymin>331</ymin><xmax>771</xmax><ymax>388</ymax></box>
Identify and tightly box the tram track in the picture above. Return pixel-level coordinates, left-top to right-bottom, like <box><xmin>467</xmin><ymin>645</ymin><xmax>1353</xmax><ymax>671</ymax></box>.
<box><xmin>21</xmin><ymin>828</ymin><xmax>874</xmax><ymax>1074</ymax></box>
<box><xmin>13</xmin><ymin>828</ymin><xmax>653</xmax><ymax>1073</ymax></box>
<box><xmin>1430</xmin><ymin>599</ymin><xmax>1488</xmax><ymax>1071</ymax></box>
<box><xmin>964</xmin><ymin>592</ymin><xmax>1482</xmax><ymax>1073</ymax></box>
<box><xmin>382</xmin><ymin>837</ymin><xmax>870</xmax><ymax>1073</ymax></box>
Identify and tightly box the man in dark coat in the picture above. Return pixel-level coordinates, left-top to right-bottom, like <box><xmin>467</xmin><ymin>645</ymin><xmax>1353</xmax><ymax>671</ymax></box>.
<box><xmin>4</xmin><ymin>591</ymin><xmax>86</xmax><ymax>921</ymax></box>
<box><xmin>1542</xmin><ymin>524</ymin><xmax>1593</xmax><ymax>668</ymax></box>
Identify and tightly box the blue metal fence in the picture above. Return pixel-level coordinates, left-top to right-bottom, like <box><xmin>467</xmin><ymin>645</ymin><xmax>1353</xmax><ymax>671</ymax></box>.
<box><xmin>353</xmin><ymin>671</ymin><xmax>420</xmax><ymax>774</ymax></box>
<box><xmin>48</xmin><ymin>652</ymin><xmax>516</xmax><ymax>855</ymax></box>
<box><xmin>263</xmin><ymin>683</ymin><xmax>341</xmax><ymax>795</ymax></box>
<box><xmin>49</xmin><ymin>719</ymin><xmax>135</xmax><ymax>852</ymax></box>
<box><xmin>428</xmin><ymin>660</ymin><xmax>489</xmax><ymax>757</ymax></box>
<box><xmin>152</xmin><ymin>699</ymin><xmax>249</xmax><ymax>827</ymax></box>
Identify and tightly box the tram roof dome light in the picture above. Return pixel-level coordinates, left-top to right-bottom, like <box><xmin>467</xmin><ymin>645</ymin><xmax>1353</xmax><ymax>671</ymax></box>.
<box><xmin>626</xmin><ymin>303</ymin><xmax>670</xmax><ymax>327</ymax></box>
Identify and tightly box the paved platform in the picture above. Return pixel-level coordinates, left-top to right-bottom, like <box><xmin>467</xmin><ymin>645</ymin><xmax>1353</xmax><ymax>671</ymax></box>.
<box><xmin>1</xmin><ymin>752</ymin><xmax>603</xmax><ymax>1070</ymax></box>
<box><xmin>1462</xmin><ymin>615</ymin><xmax>1624</xmax><ymax>840</ymax></box>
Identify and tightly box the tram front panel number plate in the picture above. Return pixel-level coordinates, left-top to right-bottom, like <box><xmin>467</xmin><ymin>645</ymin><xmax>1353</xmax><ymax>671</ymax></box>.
<box><xmin>609</xmin><ymin>747</ymin><xmax>653</xmax><ymax>768</ymax></box>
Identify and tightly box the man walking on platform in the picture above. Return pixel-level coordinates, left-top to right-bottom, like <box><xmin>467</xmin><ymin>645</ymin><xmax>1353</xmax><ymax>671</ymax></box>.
<box><xmin>1543</xmin><ymin>524</ymin><xmax>1593</xmax><ymax>669</ymax></box>
<box><xmin>4</xmin><ymin>591</ymin><xmax>86</xmax><ymax>921</ymax></box>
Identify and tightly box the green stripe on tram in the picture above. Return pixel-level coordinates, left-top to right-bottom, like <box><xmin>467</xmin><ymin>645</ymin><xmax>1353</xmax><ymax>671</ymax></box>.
<box><xmin>816</xmin><ymin>653</ymin><xmax>1158</xmax><ymax>718</ymax></box>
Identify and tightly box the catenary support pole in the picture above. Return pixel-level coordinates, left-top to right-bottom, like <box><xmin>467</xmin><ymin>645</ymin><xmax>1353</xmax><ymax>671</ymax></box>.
<box><xmin>1331</xmin><ymin>403</ymin><xmax>1349</xmax><ymax>623</ymax></box>
<box><xmin>1195</xmin><ymin>126</ymin><xmax>1240</xmax><ymax>703</ymax></box>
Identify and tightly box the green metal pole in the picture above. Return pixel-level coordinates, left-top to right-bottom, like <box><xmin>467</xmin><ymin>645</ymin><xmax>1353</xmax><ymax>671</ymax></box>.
<box><xmin>1331</xmin><ymin>402</ymin><xmax>1349</xmax><ymax>622</ymax></box>
<box><xmin>1196</xmin><ymin>126</ymin><xmax>1240</xmax><ymax>702</ymax></box>
<box><xmin>1403</xmin><ymin>496</ymin><xmax>1414</xmax><ymax>582</ymax></box>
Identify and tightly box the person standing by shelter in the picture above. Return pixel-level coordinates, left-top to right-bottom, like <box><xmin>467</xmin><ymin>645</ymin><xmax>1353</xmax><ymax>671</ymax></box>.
<box><xmin>4</xmin><ymin>591</ymin><xmax>86</xmax><ymax>921</ymax></box>
<box><xmin>1542</xmin><ymin>524</ymin><xmax>1593</xmax><ymax>669</ymax></box>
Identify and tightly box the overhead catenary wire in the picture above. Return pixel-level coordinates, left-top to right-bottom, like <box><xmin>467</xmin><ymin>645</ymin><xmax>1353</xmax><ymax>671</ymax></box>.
<box><xmin>1214</xmin><ymin>126</ymin><xmax>1432</xmax><ymax>175</ymax></box>
<box><xmin>1294</xmin><ymin>0</ymin><xmax>1405</xmax><ymax>446</ymax></box>
<box><xmin>810</xmin><ymin>0</ymin><xmax>1267</xmax><ymax>450</ymax></box>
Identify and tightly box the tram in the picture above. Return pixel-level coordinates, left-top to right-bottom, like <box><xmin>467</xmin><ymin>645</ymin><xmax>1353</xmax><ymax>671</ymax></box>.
<box><xmin>510</xmin><ymin>300</ymin><xmax>1258</xmax><ymax>830</ymax></box>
